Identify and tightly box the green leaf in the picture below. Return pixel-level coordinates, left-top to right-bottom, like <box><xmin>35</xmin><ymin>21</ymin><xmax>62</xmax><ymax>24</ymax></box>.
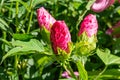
<box><xmin>40</xmin><ymin>27</ymin><xmax>50</xmax><ymax>43</ymax></box>
<box><xmin>76</xmin><ymin>61</ymin><xmax>88</xmax><ymax>80</ymax></box>
<box><xmin>0</xmin><ymin>18</ymin><xmax>13</xmax><ymax>34</ymax></box>
<box><xmin>13</xmin><ymin>33</ymin><xmax>33</xmax><ymax>41</ymax></box>
<box><xmin>33</xmin><ymin>53</ymin><xmax>54</xmax><ymax>76</ymax></box>
<box><xmin>88</xmin><ymin>69</ymin><xmax>120</xmax><ymax>79</ymax></box>
<box><xmin>96</xmin><ymin>48</ymin><xmax>120</xmax><ymax>65</ymax></box>
<box><xmin>0</xmin><ymin>38</ymin><xmax>12</xmax><ymax>46</ymax></box>
<box><xmin>1</xmin><ymin>39</ymin><xmax>44</xmax><ymax>64</ymax></box>
<box><xmin>34</xmin><ymin>54</ymin><xmax>53</xmax><ymax>68</ymax></box>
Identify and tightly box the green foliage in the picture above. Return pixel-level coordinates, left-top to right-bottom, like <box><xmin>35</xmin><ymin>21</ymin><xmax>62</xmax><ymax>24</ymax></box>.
<box><xmin>0</xmin><ymin>0</ymin><xmax>120</xmax><ymax>80</ymax></box>
<box><xmin>0</xmin><ymin>18</ymin><xmax>13</xmax><ymax>34</ymax></box>
<box><xmin>75</xmin><ymin>32</ymin><xmax>97</xmax><ymax>56</ymax></box>
<box><xmin>97</xmin><ymin>48</ymin><xmax>120</xmax><ymax>65</ymax></box>
<box><xmin>1</xmin><ymin>39</ymin><xmax>45</xmax><ymax>64</ymax></box>
<box><xmin>76</xmin><ymin>61</ymin><xmax>88</xmax><ymax>80</ymax></box>
<box><xmin>13</xmin><ymin>33</ymin><xmax>33</xmax><ymax>41</ymax></box>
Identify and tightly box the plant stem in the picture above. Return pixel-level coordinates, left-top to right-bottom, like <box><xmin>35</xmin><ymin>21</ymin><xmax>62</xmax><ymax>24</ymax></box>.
<box><xmin>26</xmin><ymin>0</ymin><xmax>33</xmax><ymax>33</ymax></box>
<box><xmin>27</xmin><ymin>11</ymin><xmax>33</xmax><ymax>33</ymax></box>
<box><xmin>58</xmin><ymin>67</ymin><xmax>63</xmax><ymax>79</ymax></box>
<box><xmin>94</xmin><ymin>65</ymin><xmax>108</xmax><ymax>80</ymax></box>
<box><xmin>3</xmin><ymin>31</ymin><xmax>6</xmax><ymax>67</ymax></box>
<box><xmin>19</xmin><ymin>0</ymin><xmax>33</xmax><ymax>33</ymax></box>
<box><xmin>16</xmin><ymin>1</ymin><xmax>19</xmax><ymax>33</ymax></box>
<box><xmin>81</xmin><ymin>56</ymin><xmax>87</xmax><ymax>67</ymax></box>
<box><xmin>9</xmin><ymin>1</ymin><xmax>13</xmax><ymax>18</ymax></box>
<box><xmin>76</xmin><ymin>10</ymin><xmax>87</xmax><ymax>31</ymax></box>
<box><xmin>76</xmin><ymin>60</ymin><xmax>88</xmax><ymax>80</ymax></box>
<box><xmin>14</xmin><ymin>55</ymin><xmax>18</xmax><ymax>70</ymax></box>
<box><xmin>63</xmin><ymin>62</ymin><xmax>78</xmax><ymax>80</ymax></box>
<box><xmin>75</xmin><ymin>0</ymin><xmax>95</xmax><ymax>31</ymax></box>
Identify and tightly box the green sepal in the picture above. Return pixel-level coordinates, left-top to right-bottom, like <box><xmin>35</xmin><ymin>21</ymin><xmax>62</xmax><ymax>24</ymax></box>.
<box><xmin>55</xmin><ymin>42</ymin><xmax>73</xmax><ymax>64</ymax></box>
<box><xmin>75</xmin><ymin>32</ymin><xmax>97</xmax><ymax>56</ymax></box>
<box><xmin>40</xmin><ymin>27</ymin><xmax>50</xmax><ymax>43</ymax></box>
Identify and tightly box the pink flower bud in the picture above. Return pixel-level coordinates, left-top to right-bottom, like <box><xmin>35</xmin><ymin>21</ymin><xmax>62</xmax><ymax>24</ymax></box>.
<box><xmin>37</xmin><ymin>7</ymin><xmax>56</xmax><ymax>31</ymax></box>
<box><xmin>119</xmin><ymin>0</ymin><xmax>120</xmax><ymax>3</ymax></box>
<box><xmin>62</xmin><ymin>71</ymin><xmax>79</xmax><ymax>78</ymax></box>
<box><xmin>78</xmin><ymin>14</ymin><xmax>98</xmax><ymax>37</ymax></box>
<box><xmin>91</xmin><ymin>0</ymin><xmax>115</xmax><ymax>12</ymax></box>
<box><xmin>62</xmin><ymin>71</ymin><xmax>71</xmax><ymax>78</ymax></box>
<box><xmin>50</xmin><ymin>21</ymin><xmax>71</xmax><ymax>54</ymax></box>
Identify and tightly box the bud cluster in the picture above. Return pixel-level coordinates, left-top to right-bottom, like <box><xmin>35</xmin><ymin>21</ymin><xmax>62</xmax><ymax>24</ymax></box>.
<box><xmin>37</xmin><ymin>7</ymin><xmax>98</xmax><ymax>57</ymax></box>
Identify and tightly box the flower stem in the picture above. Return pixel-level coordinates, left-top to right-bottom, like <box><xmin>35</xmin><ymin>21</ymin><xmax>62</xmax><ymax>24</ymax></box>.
<box><xmin>94</xmin><ymin>65</ymin><xmax>108</xmax><ymax>80</ymax></box>
<box><xmin>14</xmin><ymin>55</ymin><xmax>18</xmax><ymax>70</ymax></box>
<box><xmin>58</xmin><ymin>67</ymin><xmax>63</xmax><ymax>79</ymax></box>
<box><xmin>22</xmin><ymin>0</ymin><xmax>33</xmax><ymax>33</ymax></box>
<box><xmin>76</xmin><ymin>0</ymin><xmax>95</xmax><ymax>31</ymax></box>
<box><xmin>27</xmin><ymin>0</ymin><xmax>33</xmax><ymax>33</ymax></box>
<box><xmin>76</xmin><ymin>60</ymin><xmax>88</xmax><ymax>80</ymax></box>
<box><xmin>27</xmin><ymin>11</ymin><xmax>33</xmax><ymax>33</ymax></box>
<box><xmin>63</xmin><ymin>62</ymin><xmax>78</xmax><ymax>80</ymax></box>
<box><xmin>76</xmin><ymin>10</ymin><xmax>87</xmax><ymax>31</ymax></box>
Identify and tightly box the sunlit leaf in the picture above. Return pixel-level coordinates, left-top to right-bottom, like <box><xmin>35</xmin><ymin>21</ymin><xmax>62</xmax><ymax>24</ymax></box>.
<box><xmin>1</xmin><ymin>39</ymin><xmax>45</xmax><ymax>64</ymax></box>
<box><xmin>96</xmin><ymin>48</ymin><xmax>120</xmax><ymax>65</ymax></box>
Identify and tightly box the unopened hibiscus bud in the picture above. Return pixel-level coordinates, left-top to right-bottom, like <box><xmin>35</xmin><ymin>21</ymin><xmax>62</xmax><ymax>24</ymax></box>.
<box><xmin>76</xmin><ymin>14</ymin><xmax>98</xmax><ymax>55</ymax></box>
<box><xmin>37</xmin><ymin>7</ymin><xmax>56</xmax><ymax>31</ymax></box>
<box><xmin>50</xmin><ymin>21</ymin><xmax>72</xmax><ymax>55</ymax></box>
<box><xmin>37</xmin><ymin>7</ymin><xmax>56</xmax><ymax>43</ymax></box>
<box><xmin>91</xmin><ymin>0</ymin><xmax>115</xmax><ymax>12</ymax></box>
<box><xmin>78</xmin><ymin>14</ymin><xmax>98</xmax><ymax>37</ymax></box>
<box><xmin>106</xmin><ymin>21</ymin><xmax>120</xmax><ymax>38</ymax></box>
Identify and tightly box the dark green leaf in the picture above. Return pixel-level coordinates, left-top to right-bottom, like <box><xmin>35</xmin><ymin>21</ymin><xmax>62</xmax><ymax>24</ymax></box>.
<box><xmin>113</xmin><ymin>38</ymin><xmax>120</xmax><ymax>54</ymax></box>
